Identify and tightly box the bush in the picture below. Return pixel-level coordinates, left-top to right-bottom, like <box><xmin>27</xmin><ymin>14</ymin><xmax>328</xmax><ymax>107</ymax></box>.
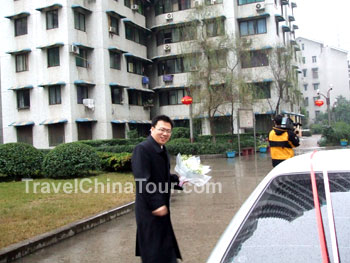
<box><xmin>79</xmin><ymin>138</ymin><xmax>144</xmax><ymax>147</ymax></box>
<box><xmin>167</xmin><ymin>138</ymin><xmax>190</xmax><ymax>145</ymax></box>
<box><xmin>128</xmin><ymin>129</ymin><xmax>138</xmax><ymax>139</ymax></box>
<box><xmin>310</xmin><ymin>124</ymin><xmax>323</xmax><ymax>134</ymax></box>
<box><xmin>95</xmin><ymin>145</ymin><xmax>136</xmax><ymax>153</ymax></box>
<box><xmin>171</xmin><ymin>127</ymin><xmax>190</xmax><ymax>139</ymax></box>
<box><xmin>43</xmin><ymin>142</ymin><xmax>100</xmax><ymax>178</ymax></box>
<box><xmin>98</xmin><ymin>152</ymin><xmax>132</xmax><ymax>172</ymax></box>
<box><xmin>0</xmin><ymin>143</ymin><xmax>44</xmax><ymax>180</ymax></box>
<box><xmin>166</xmin><ymin>142</ymin><xmax>232</xmax><ymax>155</ymax></box>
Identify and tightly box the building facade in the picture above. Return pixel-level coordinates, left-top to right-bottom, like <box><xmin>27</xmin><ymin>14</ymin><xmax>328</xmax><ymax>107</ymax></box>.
<box><xmin>0</xmin><ymin>0</ymin><xmax>301</xmax><ymax>148</ymax></box>
<box><xmin>297</xmin><ymin>37</ymin><xmax>349</xmax><ymax>123</ymax></box>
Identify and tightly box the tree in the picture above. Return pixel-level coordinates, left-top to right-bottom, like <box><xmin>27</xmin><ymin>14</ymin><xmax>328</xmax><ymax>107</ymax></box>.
<box><xmin>332</xmin><ymin>95</ymin><xmax>350</xmax><ymax>123</ymax></box>
<box><xmin>181</xmin><ymin>4</ymin><xmax>251</xmax><ymax>143</ymax></box>
<box><xmin>267</xmin><ymin>45</ymin><xmax>301</xmax><ymax>114</ymax></box>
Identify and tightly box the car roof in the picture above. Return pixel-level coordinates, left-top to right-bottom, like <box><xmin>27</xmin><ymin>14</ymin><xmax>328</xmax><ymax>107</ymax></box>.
<box><xmin>207</xmin><ymin>149</ymin><xmax>350</xmax><ymax>263</ymax></box>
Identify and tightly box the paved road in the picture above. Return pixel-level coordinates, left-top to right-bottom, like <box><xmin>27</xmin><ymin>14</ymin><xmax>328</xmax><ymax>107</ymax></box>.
<box><xmin>16</xmin><ymin>136</ymin><xmax>319</xmax><ymax>263</ymax></box>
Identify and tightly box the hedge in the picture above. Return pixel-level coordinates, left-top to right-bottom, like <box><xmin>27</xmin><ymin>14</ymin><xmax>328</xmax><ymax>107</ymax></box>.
<box><xmin>42</xmin><ymin>142</ymin><xmax>100</xmax><ymax>178</ymax></box>
<box><xmin>98</xmin><ymin>152</ymin><xmax>132</xmax><ymax>172</ymax></box>
<box><xmin>79</xmin><ymin>138</ymin><xmax>145</xmax><ymax>148</ymax></box>
<box><xmin>0</xmin><ymin>143</ymin><xmax>44</xmax><ymax>180</ymax></box>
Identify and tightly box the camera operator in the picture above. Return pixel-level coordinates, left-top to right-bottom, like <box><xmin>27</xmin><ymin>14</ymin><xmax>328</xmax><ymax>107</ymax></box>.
<box><xmin>268</xmin><ymin>114</ymin><xmax>300</xmax><ymax>167</ymax></box>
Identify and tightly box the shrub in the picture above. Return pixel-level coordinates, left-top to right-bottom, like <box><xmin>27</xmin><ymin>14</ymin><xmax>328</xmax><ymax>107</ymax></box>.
<box><xmin>43</xmin><ymin>142</ymin><xmax>100</xmax><ymax>178</ymax></box>
<box><xmin>98</xmin><ymin>152</ymin><xmax>132</xmax><ymax>172</ymax></box>
<box><xmin>95</xmin><ymin>145</ymin><xmax>135</xmax><ymax>153</ymax></box>
<box><xmin>0</xmin><ymin>143</ymin><xmax>44</xmax><ymax>180</ymax></box>
<box><xmin>79</xmin><ymin>138</ymin><xmax>144</xmax><ymax>147</ymax></box>
<box><xmin>310</xmin><ymin>124</ymin><xmax>323</xmax><ymax>134</ymax></box>
<box><xmin>171</xmin><ymin>127</ymin><xmax>190</xmax><ymax>139</ymax></box>
<box><xmin>167</xmin><ymin>138</ymin><xmax>190</xmax><ymax>145</ymax></box>
<box><xmin>128</xmin><ymin>129</ymin><xmax>138</xmax><ymax>139</ymax></box>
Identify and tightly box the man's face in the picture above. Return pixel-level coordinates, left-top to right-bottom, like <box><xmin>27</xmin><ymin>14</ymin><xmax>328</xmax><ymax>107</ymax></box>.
<box><xmin>151</xmin><ymin>120</ymin><xmax>172</xmax><ymax>146</ymax></box>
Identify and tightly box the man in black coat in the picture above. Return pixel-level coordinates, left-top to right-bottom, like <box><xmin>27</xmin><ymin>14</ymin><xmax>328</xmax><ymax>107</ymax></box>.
<box><xmin>132</xmin><ymin>115</ymin><xmax>182</xmax><ymax>263</ymax></box>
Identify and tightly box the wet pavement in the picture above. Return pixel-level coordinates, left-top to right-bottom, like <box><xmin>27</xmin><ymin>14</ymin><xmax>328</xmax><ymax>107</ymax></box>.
<box><xmin>15</xmin><ymin>136</ymin><xmax>320</xmax><ymax>263</ymax></box>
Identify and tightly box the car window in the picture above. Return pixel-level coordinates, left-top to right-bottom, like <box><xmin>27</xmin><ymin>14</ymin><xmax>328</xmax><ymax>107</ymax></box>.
<box><xmin>222</xmin><ymin>172</ymin><xmax>350</xmax><ymax>263</ymax></box>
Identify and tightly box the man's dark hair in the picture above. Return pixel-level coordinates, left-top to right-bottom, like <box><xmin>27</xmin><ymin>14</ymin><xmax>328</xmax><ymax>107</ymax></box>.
<box><xmin>274</xmin><ymin>114</ymin><xmax>283</xmax><ymax>125</ymax></box>
<box><xmin>152</xmin><ymin>115</ymin><xmax>174</xmax><ymax>128</ymax></box>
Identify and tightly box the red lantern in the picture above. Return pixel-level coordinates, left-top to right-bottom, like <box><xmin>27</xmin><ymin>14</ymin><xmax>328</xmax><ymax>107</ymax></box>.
<box><xmin>181</xmin><ymin>96</ymin><xmax>193</xmax><ymax>105</ymax></box>
<box><xmin>314</xmin><ymin>99</ymin><xmax>324</xmax><ymax>107</ymax></box>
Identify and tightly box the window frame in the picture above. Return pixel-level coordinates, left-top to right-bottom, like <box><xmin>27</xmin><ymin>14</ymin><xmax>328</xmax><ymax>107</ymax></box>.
<box><xmin>47</xmin><ymin>47</ymin><xmax>60</xmax><ymax>67</ymax></box>
<box><xmin>76</xmin><ymin>48</ymin><xmax>88</xmax><ymax>68</ymax></box>
<box><xmin>110</xmin><ymin>51</ymin><xmax>121</xmax><ymax>70</ymax></box>
<box><xmin>46</xmin><ymin>9</ymin><xmax>59</xmax><ymax>30</ymax></box>
<box><xmin>206</xmin><ymin>19</ymin><xmax>226</xmax><ymax>38</ymax></box>
<box><xmin>241</xmin><ymin>50</ymin><xmax>269</xmax><ymax>68</ymax></box>
<box><xmin>16</xmin><ymin>89</ymin><xmax>30</xmax><ymax>109</ymax></box>
<box><xmin>239</xmin><ymin>18</ymin><xmax>267</xmax><ymax>36</ymax></box>
<box><xmin>77</xmin><ymin>85</ymin><xmax>89</xmax><ymax>104</ymax></box>
<box><xmin>237</xmin><ymin>0</ymin><xmax>264</xmax><ymax>5</ymax></box>
<box><xmin>111</xmin><ymin>87</ymin><xmax>123</xmax><ymax>104</ymax></box>
<box><xmin>48</xmin><ymin>85</ymin><xmax>62</xmax><ymax>105</ymax></box>
<box><xmin>15</xmin><ymin>53</ymin><xmax>29</xmax><ymax>72</ymax></box>
<box><xmin>14</xmin><ymin>16</ymin><xmax>28</xmax><ymax>36</ymax></box>
<box><xmin>74</xmin><ymin>11</ymin><xmax>86</xmax><ymax>31</ymax></box>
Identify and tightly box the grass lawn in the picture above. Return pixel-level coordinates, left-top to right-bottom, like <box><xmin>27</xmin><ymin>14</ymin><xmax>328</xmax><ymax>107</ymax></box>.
<box><xmin>0</xmin><ymin>172</ymin><xmax>135</xmax><ymax>249</ymax></box>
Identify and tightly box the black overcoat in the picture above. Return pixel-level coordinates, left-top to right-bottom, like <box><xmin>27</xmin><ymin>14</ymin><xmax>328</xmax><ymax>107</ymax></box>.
<box><xmin>131</xmin><ymin>136</ymin><xmax>182</xmax><ymax>263</ymax></box>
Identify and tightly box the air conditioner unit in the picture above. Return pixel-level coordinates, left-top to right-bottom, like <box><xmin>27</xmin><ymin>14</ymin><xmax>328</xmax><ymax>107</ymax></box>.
<box><xmin>83</xmin><ymin>99</ymin><xmax>95</xmax><ymax>110</ymax></box>
<box><xmin>210</xmin><ymin>0</ymin><xmax>216</xmax><ymax>5</ymax></box>
<box><xmin>131</xmin><ymin>4</ymin><xmax>139</xmax><ymax>11</ymax></box>
<box><xmin>164</xmin><ymin>44</ymin><xmax>171</xmax><ymax>51</ymax></box>
<box><xmin>70</xmin><ymin>45</ymin><xmax>80</xmax><ymax>54</ymax></box>
<box><xmin>166</xmin><ymin>13</ymin><xmax>173</xmax><ymax>21</ymax></box>
<box><xmin>256</xmin><ymin>3</ymin><xmax>265</xmax><ymax>11</ymax></box>
<box><xmin>109</xmin><ymin>26</ymin><xmax>117</xmax><ymax>33</ymax></box>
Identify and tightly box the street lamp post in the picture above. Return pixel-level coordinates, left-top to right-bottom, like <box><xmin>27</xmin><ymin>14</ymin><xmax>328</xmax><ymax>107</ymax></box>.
<box><xmin>317</xmin><ymin>85</ymin><xmax>333</xmax><ymax>126</ymax></box>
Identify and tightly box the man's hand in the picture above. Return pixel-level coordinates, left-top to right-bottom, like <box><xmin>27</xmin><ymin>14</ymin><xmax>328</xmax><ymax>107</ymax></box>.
<box><xmin>152</xmin><ymin>205</ymin><xmax>168</xmax><ymax>216</ymax></box>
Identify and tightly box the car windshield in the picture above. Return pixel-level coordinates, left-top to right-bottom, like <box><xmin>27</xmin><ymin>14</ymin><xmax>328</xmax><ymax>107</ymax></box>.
<box><xmin>222</xmin><ymin>172</ymin><xmax>350</xmax><ymax>263</ymax></box>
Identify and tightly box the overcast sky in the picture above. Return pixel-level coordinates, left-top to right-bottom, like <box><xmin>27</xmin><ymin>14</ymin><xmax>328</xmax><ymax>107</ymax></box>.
<box><xmin>295</xmin><ymin>0</ymin><xmax>350</xmax><ymax>54</ymax></box>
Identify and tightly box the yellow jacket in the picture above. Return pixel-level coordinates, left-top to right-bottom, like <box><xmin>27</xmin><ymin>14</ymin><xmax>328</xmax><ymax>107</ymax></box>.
<box><xmin>268</xmin><ymin>127</ymin><xmax>300</xmax><ymax>161</ymax></box>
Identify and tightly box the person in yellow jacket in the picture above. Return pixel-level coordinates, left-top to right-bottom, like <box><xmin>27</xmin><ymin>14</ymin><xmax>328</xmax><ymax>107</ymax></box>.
<box><xmin>268</xmin><ymin>114</ymin><xmax>300</xmax><ymax>167</ymax></box>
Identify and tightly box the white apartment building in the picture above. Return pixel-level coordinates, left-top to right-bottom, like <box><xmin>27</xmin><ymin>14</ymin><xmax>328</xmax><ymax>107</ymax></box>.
<box><xmin>296</xmin><ymin>37</ymin><xmax>349</xmax><ymax>123</ymax></box>
<box><xmin>0</xmin><ymin>0</ymin><xmax>301</xmax><ymax>148</ymax></box>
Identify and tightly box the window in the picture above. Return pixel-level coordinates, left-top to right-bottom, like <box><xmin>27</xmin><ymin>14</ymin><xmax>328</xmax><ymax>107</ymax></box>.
<box><xmin>238</xmin><ymin>0</ymin><xmax>264</xmax><ymax>5</ymax></box>
<box><xmin>303</xmin><ymin>84</ymin><xmax>308</xmax><ymax>91</ymax></box>
<box><xmin>17</xmin><ymin>126</ymin><xmax>33</xmax><ymax>145</ymax></box>
<box><xmin>312</xmin><ymin>56</ymin><xmax>317</xmax><ymax>63</ymax></box>
<box><xmin>302</xmin><ymin>43</ymin><xmax>304</xmax><ymax>50</ymax></box>
<box><xmin>158</xmin><ymin>58</ymin><xmax>184</xmax><ymax>75</ymax></box>
<box><xmin>15</xmin><ymin>53</ymin><xmax>28</xmax><ymax>72</ymax></box>
<box><xmin>205</xmin><ymin>0</ymin><xmax>223</xmax><ymax>4</ymax></box>
<box><xmin>15</xmin><ymin>17</ymin><xmax>27</xmax><ymax>36</ymax></box>
<box><xmin>47</xmin><ymin>47</ymin><xmax>60</xmax><ymax>67</ymax></box>
<box><xmin>206</xmin><ymin>19</ymin><xmax>225</xmax><ymax>37</ymax></box>
<box><xmin>125</xmin><ymin>0</ymin><xmax>145</xmax><ymax>15</ymax></box>
<box><xmin>46</xmin><ymin>10</ymin><xmax>58</xmax><ymax>29</ymax></box>
<box><xmin>156</xmin><ymin>25</ymin><xmax>197</xmax><ymax>45</ymax></box>
<box><xmin>312</xmin><ymin>68</ymin><xmax>318</xmax><ymax>79</ymax></box>
<box><xmin>74</xmin><ymin>12</ymin><xmax>85</xmax><ymax>31</ymax></box>
<box><xmin>48</xmin><ymin>85</ymin><xmax>61</xmax><ymax>105</ymax></box>
<box><xmin>109</xmin><ymin>16</ymin><xmax>119</xmax><ymax>35</ymax></box>
<box><xmin>77</xmin><ymin>122</ymin><xmax>92</xmax><ymax>141</ymax></box>
<box><xmin>110</xmin><ymin>51</ymin><xmax>121</xmax><ymax>70</ymax></box>
<box><xmin>313</xmin><ymin>83</ymin><xmax>319</xmax><ymax>90</ymax></box>
<box><xmin>159</xmin><ymin>89</ymin><xmax>185</xmax><ymax>106</ymax></box>
<box><xmin>112</xmin><ymin>123</ymin><xmax>126</xmax><ymax>139</ymax></box>
<box><xmin>315</xmin><ymin>110</ymin><xmax>320</xmax><ymax>118</ymax></box>
<box><xmin>304</xmin><ymin>97</ymin><xmax>309</xmax><ymax>106</ymax></box>
<box><xmin>111</xmin><ymin>87</ymin><xmax>123</xmax><ymax>104</ymax></box>
<box><xmin>48</xmin><ymin>123</ymin><xmax>65</xmax><ymax>146</ymax></box>
<box><xmin>127</xmin><ymin>57</ymin><xmax>145</xmax><ymax>75</ymax></box>
<box><xmin>209</xmin><ymin>50</ymin><xmax>227</xmax><ymax>68</ymax></box>
<box><xmin>155</xmin><ymin>0</ymin><xmax>191</xmax><ymax>15</ymax></box>
<box><xmin>241</xmin><ymin>50</ymin><xmax>269</xmax><ymax>68</ymax></box>
<box><xmin>302</xmin><ymin>69</ymin><xmax>307</xmax><ymax>77</ymax></box>
<box><xmin>76</xmin><ymin>48</ymin><xmax>88</xmax><ymax>68</ymax></box>
<box><xmin>275</xmin><ymin>20</ymin><xmax>279</xmax><ymax>36</ymax></box>
<box><xmin>239</xmin><ymin>18</ymin><xmax>266</xmax><ymax>36</ymax></box>
<box><xmin>251</xmin><ymin>82</ymin><xmax>271</xmax><ymax>99</ymax></box>
<box><xmin>302</xmin><ymin>57</ymin><xmax>305</xmax><ymax>64</ymax></box>
<box><xmin>77</xmin><ymin>85</ymin><xmax>89</xmax><ymax>104</ymax></box>
<box><xmin>128</xmin><ymin>90</ymin><xmax>150</xmax><ymax>106</ymax></box>
<box><xmin>125</xmin><ymin>24</ymin><xmax>146</xmax><ymax>45</ymax></box>
<box><xmin>17</xmin><ymin>89</ymin><xmax>30</xmax><ymax>109</ymax></box>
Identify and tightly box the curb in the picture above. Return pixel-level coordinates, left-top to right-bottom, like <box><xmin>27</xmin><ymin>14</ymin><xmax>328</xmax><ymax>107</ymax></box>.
<box><xmin>0</xmin><ymin>201</ymin><xmax>135</xmax><ymax>263</ymax></box>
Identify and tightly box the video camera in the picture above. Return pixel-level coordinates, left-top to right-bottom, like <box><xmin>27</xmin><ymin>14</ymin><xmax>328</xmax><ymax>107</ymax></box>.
<box><xmin>281</xmin><ymin>117</ymin><xmax>302</xmax><ymax>134</ymax></box>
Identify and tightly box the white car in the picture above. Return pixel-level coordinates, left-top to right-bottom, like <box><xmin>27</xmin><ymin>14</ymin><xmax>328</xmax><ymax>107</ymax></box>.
<box><xmin>208</xmin><ymin>149</ymin><xmax>350</xmax><ymax>263</ymax></box>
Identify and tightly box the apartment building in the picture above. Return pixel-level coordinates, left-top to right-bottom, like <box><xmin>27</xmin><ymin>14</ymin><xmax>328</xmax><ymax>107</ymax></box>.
<box><xmin>297</xmin><ymin>37</ymin><xmax>349</xmax><ymax>123</ymax></box>
<box><xmin>0</xmin><ymin>0</ymin><xmax>301</xmax><ymax>148</ymax></box>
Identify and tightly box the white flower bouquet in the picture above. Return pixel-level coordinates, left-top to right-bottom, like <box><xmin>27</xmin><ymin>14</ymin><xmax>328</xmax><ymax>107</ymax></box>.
<box><xmin>174</xmin><ymin>153</ymin><xmax>211</xmax><ymax>187</ymax></box>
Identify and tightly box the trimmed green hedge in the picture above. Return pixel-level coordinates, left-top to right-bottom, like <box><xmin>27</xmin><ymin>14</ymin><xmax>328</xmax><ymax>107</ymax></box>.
<box><xmin>95</xmin><ymin>145</ymin><xmax>136</xmax><ymax>153</ymax></box>
<box><xmin>79</xmin><ymin>138</ymin><xmax>145</xmax><ymax>148</ymax></box>
<box><xmin>42</xmin><ymin>142</ymin><xmax>100</xmax><ymax>178</ymax></box>
<box><xmin>0</xmin><ymin>143</ymin><xmax>44</xmax><ymax>180</ymax></box>
<box><xmin>98</xmin><ymin>152</ymin><xmax>132</xmax><ymax>172</ymax></box>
